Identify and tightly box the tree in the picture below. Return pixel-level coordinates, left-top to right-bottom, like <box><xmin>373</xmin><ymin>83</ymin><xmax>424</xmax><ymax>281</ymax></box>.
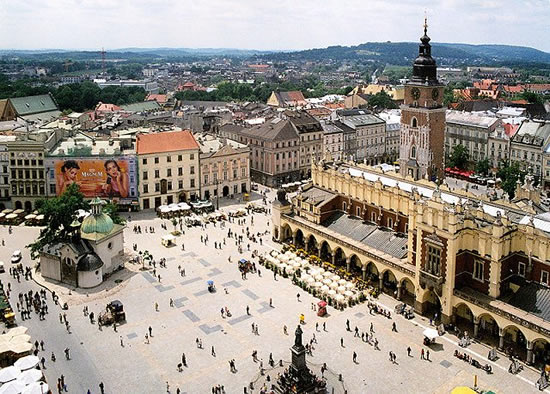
<box><xmin>28</xmin><ymin>183</ymin><xmax>89</xmax><ymax>258</ymax></box>
<box><xmin>103</xmin><ymin>202</ymin><xmax>125</xmax><ymax>225</ymax></box>
<box><xmin>447</xmin><ymin>145</ymin><xmax>469</xmax><ymax>170</ymax></box>
<box><xmin>474</xmin><ymin>158</ymin><xmax>490</xmax><ymax>176</ymax></box>
<box><xmin>367</xmin><ymin>91</ymin><xmax>397</xmax><ymax>109</ymax></box>
<box><xmin>497</xmin><ymin>162</ymin><xmax>524</xmax><ymax>199</ymax></box>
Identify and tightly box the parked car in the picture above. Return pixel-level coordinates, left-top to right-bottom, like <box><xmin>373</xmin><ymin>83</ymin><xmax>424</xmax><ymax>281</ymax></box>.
<box><xmin>10</xmin><ymin>250</ymin><xmax>22</xmax><ymax>264</ymax></box>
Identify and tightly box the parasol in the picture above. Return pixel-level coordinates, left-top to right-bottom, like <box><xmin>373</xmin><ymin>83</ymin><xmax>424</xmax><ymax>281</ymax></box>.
<box><xmin>14</xmin><ymin>355</ymin><xmax>39</xmax><ymax>370</ymax></box>
<box><xmin>0</xmin><ymin>380</ymin><xmax>25</xmax><ymax>394</ymax></box>
<box><xmin>423</xmin><ymin>328</ymin><xmax>439</xmax><ymax>340</ymax></box>
<box><xmin>0</xmin><ymin>366</ymin><xmax>21</xmax><ymax>383</ymax></box>
<box><xmin>21</xmin><ymin>382</ymin><xmax>49</xmax><ymax>394</ymax></box>
<box><xmin>17</xmin><ymin>368</ymin><xmax>42</xmax><ymax>385</ymax></box>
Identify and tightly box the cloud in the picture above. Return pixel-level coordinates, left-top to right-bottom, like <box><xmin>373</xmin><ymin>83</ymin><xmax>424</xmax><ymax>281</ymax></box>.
<box><xmin>0</xmin><ymin>0</ymin><xmax>548</xmax><ymax>51</ymax></box>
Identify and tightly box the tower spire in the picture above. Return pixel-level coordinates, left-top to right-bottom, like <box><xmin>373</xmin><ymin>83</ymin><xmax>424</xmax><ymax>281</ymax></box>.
<box><xmin>423</xmin><ymin>14</ymin><xmax>428</xmax><ymax>35</ymax></box>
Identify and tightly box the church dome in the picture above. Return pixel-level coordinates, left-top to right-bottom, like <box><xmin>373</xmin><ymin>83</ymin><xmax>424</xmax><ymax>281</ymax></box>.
<box><xmin>77</xmin><ymin>253</ymin><xmax>104</xmax><ymax>271</ymax></box>
<box><xmin>80</xmin><ymin>197</ymin><xmax>114</xmax><ymax>235</ymax></box>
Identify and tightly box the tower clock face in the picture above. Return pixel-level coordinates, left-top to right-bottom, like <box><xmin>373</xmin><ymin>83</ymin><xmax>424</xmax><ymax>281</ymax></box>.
<box><xmin>411</xmin><ymin>87</ymin><xmax>420</xmax><ymax>100</ymax></box>
<box><xmin>432</xmin><ymin>88</ymin><xmax>439</xmax><ymax>100</ymax></box>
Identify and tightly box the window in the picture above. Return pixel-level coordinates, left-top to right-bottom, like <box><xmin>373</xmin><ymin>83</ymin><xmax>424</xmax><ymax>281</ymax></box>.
<box><xmin>204</xmin><ymin>174</ymin><xmax>209</xmax><ymax>184</ymax></box>
<box><xmin>178</xmin><ymin>154</ymin><xmax>183</xmax><ymax>161</ymax></box>
<box><xmin>178</xmin><ymin>180</ymin><xmax>183</xmax><ymax>189</ymax></box>
<box><xmin>167</xmin><ymin>156</ymin><xmax>171</xmax><ymax>163</ymax></box>
<box><xmin>371</xmin><ymin>211</ymin><xmax>376</xmax><ymax>222</ymax></box>
<box><xmin>190</xmin><ymin>179</ymin><xmax>195</xmax><ymax>188</ymax></box>
<box><xmin>154</xmin><ymin>169</ymin><xmax>160</xmax><ymax>178</ymax></box>
<box><xmin>518</xmin><ymin>262</ymin><xmax>526</xmax><ymax>277</ymax></box>
<box><xmin>473</xmin><ymin>260</ymin><xmax>484</xmax><ymax>281</ymax></box>
<box><xmin>167</xmin><ymin>168</ymin><xmax>172</xmax><ymax>177</ymax></box>
<box><xmin>223</xmin><ymin>171</ymin><xmax>227</xmax><ymax>180</ymax></box>
<box><xmin>154</xmin><ymin>157</ymin><xmax>159</xmax><ymax>164</ymax></box>
<box><xmin>233</xmin><ymin>185</ymin><xmax>238</xmax><ymax>194</ymax></box>
<box><xmin>49</xmin><ymin>184</ymin><xmax>56</xmax><ymax>194</ymax></box>
<box><xmin>143</xmin><ymin>198</ymin><xmax>150</xmax><ymax>209</ymax></box>
<box><xmin>387</xmin><ymin>217</ymin><xmax>393</xmax><ymax>228</ymax></box>
<box><xmin>143</xmin><ymin>171</ymin><xmax>148</xmax><ymax>180</ymax></box>
<box><xmin>427</xmin><ymin>245</ymin><xmax>441</xmax><ymax>276</ymax></box>
<box><xmin>155</xmin><ymin>183</ymin><xmax>160</xmax><ymax>192</ymax></box>
<box><xmin>167</xmin><ymin>182</ymin><xmax>172</xmax><ymax>191</ymax></box>
<box><xmin>142</xmin><ymin>158</ymin><xmax>147</xmax><ymax>165</ymax></box>
<box><xmin>190</xmin><ymin>166</ymin><xmax>195</xmax><ymax>175</ymax></box>
<box><xmin>241</xmin><ymin>168</ymin><xmax>246</xmax><ymax>177</ymax></box>
<box><xmin>542</xmin><ymin>271</ymin><xmax>549</xmax><ymax>286</ymax></box>
<box><xmin>411</xmin><ymin>146</ymin><xmax>416</xmax><ymax>159</ymax></box>
<box><xmin>342</xmin><ymin>202</ymin><xmax>347</xmax><ymax>212</ymax></box>
<box><xmin>356</xmin><ymin>207</ymin><xmax>361</xmax><ymax>217</ymax></box>
<box><xmin>411</xmin><ymin>117</ymin><xmax>417</xmax><ymax>128</ymax></box>
<box><xmin>143</xmin><ymin>184</ymin><xmax>149</xmax><ymax>193</ymax></box>
<box><xmin>178</xmin><ymin>167</ymin><xmax>183</xmax><ymax>176</ymax></box>
<box><xmin>190</xmin><ymin>154</ymin><xmax>195</xmax><ymax>160</ymax></box>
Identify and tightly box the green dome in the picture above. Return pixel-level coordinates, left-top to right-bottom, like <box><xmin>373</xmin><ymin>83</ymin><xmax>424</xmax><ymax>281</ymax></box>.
<box><xmin>81</xmin><ymin>212</ymin><xmax>114</xmax><ymax>234</ymax></box>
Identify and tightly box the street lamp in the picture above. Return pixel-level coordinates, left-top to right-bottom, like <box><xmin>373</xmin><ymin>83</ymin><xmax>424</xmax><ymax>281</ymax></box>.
<box><xmin>215</xmin><ymin>179</ymin><xmax>220</xmax><ymax>210</ymax></box>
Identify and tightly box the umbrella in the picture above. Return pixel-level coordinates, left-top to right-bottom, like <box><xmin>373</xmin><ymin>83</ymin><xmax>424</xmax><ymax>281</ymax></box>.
<box><xmin>1</xmin><ymin>209</ymin><xmax>13</xmax><ymax>214</ymax></box>
<box><xmin>5</xmin><ymin>214</ymin><xmax>17</xmax><ymax>220</ymax></box>
<box><xmin>322</xmin><ymin>271</ymin><xmax>332</xmax><ymax>278</ymax></box>
<box><xmin>6</xmin><ymin>327</ymin><xmax>28</xmax><ymax>338</ymax></box>
<box><xmin>314</xmin><ymin>274</ymin><xmax>324</xmax><ymax>281</ymax></box>
<box><xmin>14</xmin><ymin>355</ymin><xmax>39</xmax><ymax>370</ymax></box>
<box><xmin>330</xmin><ymin>282</ymin><xmax>339</xmax><ymax>289</ymax></box>
<box><xmin>331</xmin><ymin>275</ymin><xmax>341</xmax><ymax>281</ymax></box>
<box><xmin>344</xmin><ymin>290</ymin><xmax>354</xmax><ymax>297</ymax></box>
<box><xmin>13</xmin><ymin>209</ymin><xmax>24</xmax><ymax>215</ymax></box>
<box><xmin>312</xmin><ymin>281</ymin><xmax>323</xmax><ymax>288</ymax></box>
<box><xmin>335</xmin><ymin>294</ymin><xmax>345</xmax><ymax>302</ymax></box>
<box><xmin>345</xmin><ymin>282</ymin><xmax>354</xmax><ymax>289</ymax></box>
<box><xmin>17</xmin><ymin>368</ymin><xmax>42</xmax><ymax>385</ymax></box>
<box><xmin>0</xmin><ymin>380</ymin><xmax>25</xmax><ymax>394</ymax></box>
<box><xmin>328</xmin><ymin>290</ymin><xmax>337</xmax><ymax>296</ymax></box>
<box><xmin>9</xmin><ymin>342</ymin><xmax>33</xmax><ymax>354</ymax></box>
<box><xmin>322</xmin><ymin>278</ymin><xmax>332</xmax><ymax>285</ymax></box>
<box><xmin>24</xmin><ymin>214</ymin><xmax>36</xmax><ymax>220</ymax></box>
<box><xmin>292</xmin><ymin>262</ymin><xmax>301</xmax><ymax>268</ymax></box>
<box><xmin>0</xmin><ymin>366</ymin><xmax>21</xmax><ymax>383</ymax></box>
<box><xmin>321</xmin><ymin>285</ymin><xmax>330</xmax><ymax>293</ymax></box>
<box><xmin>10</xmin><ymin>334</ymin><xmax>31</xmax><ymax>344</ymax></box>
<box><xmin>423</xmin><ymin>328</ymin><xmax>439</xmax><ymax>340</ymax></box>
<box><xmin>35</xmin><ymin>215</ymin><xmax>44</xmax><ymax>221</ymax></box>
<box><xmin>0</xmin><ymin>213</ymin><xmax>5</xmax><ymax>218</ymax></box>
<box><xmin>337</xmin><ymin>286</ymin><xmax>346</xmax><ymax>294</ymax></box>
<box><xmin>306</xmin><ymin>277</ymin><xmax>315</xmax><ymax>284</ymax></box>
<box><xmin>21</xmin><ymin>382</ymin><xmax>49</xmax><ymax>394</ymax></box>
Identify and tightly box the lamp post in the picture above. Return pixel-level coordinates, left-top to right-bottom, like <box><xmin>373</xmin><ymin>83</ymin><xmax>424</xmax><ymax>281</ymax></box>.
<box><xmin>215</xmin><ymin>179</ymin><xmax>220</xmax><ymax>210</ymax></box>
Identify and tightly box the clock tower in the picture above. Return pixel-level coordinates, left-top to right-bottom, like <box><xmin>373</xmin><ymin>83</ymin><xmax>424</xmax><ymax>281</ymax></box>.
<box><xmin>399</xmin><ymin>18</ymin><xmax>445</xmax><ymax>181</ymax></box>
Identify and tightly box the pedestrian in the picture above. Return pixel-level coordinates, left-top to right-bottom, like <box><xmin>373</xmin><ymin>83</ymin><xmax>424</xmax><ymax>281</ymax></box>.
<box><xmin>346</xmin><ymin>319</ymin><xmax>350</xmax><ymax>331</ymax></box>
<box><xmin>340</xmin><ymin>337</ymin><xmax>344</xmax><ymax>347</ymax></box>
<box><xmin>269</xmin><ymin>298</ymin><xmax>272</xmax><ymax>307</ymax></box>
<box><xmin>155</xmin><ymin>302</ymin><xmax>159</xmax><ymax>312</ymax></box>
<box><xmin>323</xmin><ymin>322</ymin><xmax>326</xmax><ymax>331</ymax></box>
<box><xmin>166</xmin><ymin>381</ymin><xmax>170</xmax><ymax>393</ymax></box>
<box><xmin>246</xmin><ymin>306</ymin><xmax>250</xmax><ymax>315</ymax></box>
<box><xmin>145</xmin><ymin>334</ymin><xmax>149</xmax><ymax>344</ymax></box>
<box><xmin>407</xmin><ymin>346</ymin><xmax>411</xmax><ymax>357</ymax></box>
<box><xmin>370</xmin><ymin>322</ymin><xmax>374</xmax><ymax>333</ymax></box>
<box><xmin>120</xmin><ymin>336</ymin><xmax>124</xmax><ymax>347</ymax></box>
<box><xmin>353</xmin><ymin>351</ymin><xmax>357</xmax><ymax>363</ymax></box>
<box><xmin>426</xmin><ymin>349</ymin><xmax>430</xmax><ymax>361</ymax></box>
<box><xmin>182</xmin><ymin>353</ymin><xmax>187</xmax><ymax>367</ymax></box>
<box><xmin>421</xmin><ymin>349</ymin><xmax>425</xmax><ymax>360</ymax></box>
<box><xmin>40</xmin><ymin>356</ymin><xmax>45</xmax><ymax>369</ymax></box>
<box><xmin>392</xmin><ymin>322</ymin><xmax>397</xmax><ymax>332</ymax></box>
<box><xmin>99</xmin><ymin>382</ymin><xmax>105</xmax><ymax>394</ymax></box>
<box><xmin>316</xmin><ymin>322</ymin><xmax>319</xmax><ymax>331</ymax></box>
<box><xmin>211</xmin><ymin>346</ymin><xmax>216</xmax><ymax>356</ymax></box>
<box><xmin>40</xmin><ymin>340</ymin><xmax>45</xmax><ymax>351</ymax></box>
<box><xmin>170</xmin><ymin>298</ymin><xmax>174</xmax><ymax>307</ymax></box>
<box><xmin>296</xmin><ymin>293</ymin><xmax>300</xmax><ymax>302</ymax></box>
<box><xmin>283</xmin><ymin>325</ymin><xmax>288</xmax><ymax>335</ymax></box>
<box><xmin>148</xmin><ymin>326</ymin><xmax>153</xmax><ymax>337</ymax></box>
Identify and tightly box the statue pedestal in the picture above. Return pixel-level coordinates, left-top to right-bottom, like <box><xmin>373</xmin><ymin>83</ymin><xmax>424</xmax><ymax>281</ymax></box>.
<box><xmin>291</xmin><ymin>344</ymin><xmax>307</xmax><ymax>371</ymax></box>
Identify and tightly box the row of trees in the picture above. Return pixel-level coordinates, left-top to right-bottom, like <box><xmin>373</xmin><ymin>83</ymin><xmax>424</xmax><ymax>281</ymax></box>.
<box><xmin>446</xmin><ymin>144</ymin><xmax>526</xmax><ymax>198</ymax></box>
<box><xmin>0</xmin><ymin>76</ymin><xmax>147</xmax><ymax>112</ymax></box>
<box><xmin>174</xmin><ymin>80</ymin><xmax>353</xmax><ymax>103</ymax></box>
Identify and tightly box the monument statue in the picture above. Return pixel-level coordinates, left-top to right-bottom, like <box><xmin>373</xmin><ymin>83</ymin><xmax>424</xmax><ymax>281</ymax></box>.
<box><xmin>294</xmin><ymin>325</ymin><xmax>303</xmax><ymax>348</ymax></box>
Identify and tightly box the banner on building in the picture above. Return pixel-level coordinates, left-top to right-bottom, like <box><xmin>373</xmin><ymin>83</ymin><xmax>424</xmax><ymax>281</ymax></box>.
<box><xmin>49</xmin><ymin>156</ymin><xmax>138</xmax><ymax>203</ymax></box>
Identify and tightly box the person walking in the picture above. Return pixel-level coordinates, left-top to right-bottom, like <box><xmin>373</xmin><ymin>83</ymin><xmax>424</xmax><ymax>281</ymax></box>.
<box><xmin>120</xmin><ymin>336</ymin><xmax>124</xmax><ymax>347</ymax></box>
<box><xmin>392</xmin><ymin>322</ymin><xmax>397</xmax><ymax>332</ymax></box>
<box><xmin>426</xmin><ymin>349</ymin><xmax>430</xmax><ymax>361</ymax></box>
<box><xmin>182</xmin><ymin>353</ymin><xmax>187</xmax><ymax>367</ymax></box>
<box><xmin>353</xmin><ymin>351</ymin><xmax>357</xmax><ymax>363</ymax></box>
<box><xmin>246</xmin><ymin>306</ymin><xmax>250</xmax><ymax>315</ymax></box>
<box><xmin>340</xmin><ymin>337</ymin><xmax>344</xmax><ymax>347</ymax></box>
<box><xmin>421</xmin><ymin>349</ymin><xmax>425</xmax><ymax>360</ymax></box>
<box><xmin>407</xmin><ymin>346</ymin><xmax>412</xmax><ymax>357</ymax></box>
<box><xmin>99</xmin><ymin>382</ymin><xmax>104</xmax><ymax>394</ymax></box>
<box><xmin>211</xmin><ymin>346</ymin><xmax>216</xmax><ymax>357</ymax></box>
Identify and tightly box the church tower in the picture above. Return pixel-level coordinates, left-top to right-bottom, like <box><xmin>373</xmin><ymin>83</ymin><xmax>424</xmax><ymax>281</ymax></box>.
<box><xmin>399</xmin><ymin>18</ymin><xmax>445</xmax><ymax>181</ymax></box>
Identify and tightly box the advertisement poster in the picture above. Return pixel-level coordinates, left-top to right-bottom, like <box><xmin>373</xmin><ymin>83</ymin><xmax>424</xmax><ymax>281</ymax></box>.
<box><xmin>50</xmin><ymin>156</ymin><xmax>138</xmax><ymax>203</ymax></box>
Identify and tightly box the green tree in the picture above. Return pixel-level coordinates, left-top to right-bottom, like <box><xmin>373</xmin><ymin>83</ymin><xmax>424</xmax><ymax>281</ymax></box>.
<box><xmin>103</xmin><ymin>202</ymin><xmax>125</xmax><ymax>225</ymax></box>
<box><xmin>28</xmin><ymin>183</ymin><xmax>89</xmax><ymax>259</ymax></box>
<box><xmin>447</xmin><ymin>145</ymin><xmax>469</xmax><ymax>170</ymax></box>
<box><xmin>497</xmin><ymin>162</ymin><xmax>524</xmax><ymax>199</ymax></box>
<box><xmin>367</xmin><ymin>90</ymin><xmax>397</xmax><ymax>109</ymax></box>
<box><xmin>474</xmin><ymin>158</ymin><xmax>490</xmax><ymax>176</ymax></box>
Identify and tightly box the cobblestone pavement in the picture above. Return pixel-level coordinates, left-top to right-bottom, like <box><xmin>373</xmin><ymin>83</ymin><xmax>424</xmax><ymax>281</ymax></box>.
<box><xmin>0</xmin><ymin>188</ymin><xmax>544</xmax><ymax>393</ymax></box>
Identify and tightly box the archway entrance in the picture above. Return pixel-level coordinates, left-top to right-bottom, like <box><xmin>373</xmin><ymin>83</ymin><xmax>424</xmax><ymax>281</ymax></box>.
<box><xmin>204</xmin><ymin>190</ymin><xmax>210</xmax><ymax>200</ymax></box>
<box><xmin>320</xmin><ymin>241</ymin><xmax>332</xmax><ymax>263</ymax></box>
<box><xmin>61</xmin><ymin>257</ymin><xmax>77</xmax><ymax>287</ymax></box>
<box><xmin>294</xmin><ymin>230</ymin><xmax>305</xmax><ymax>249</ymax></box>
<box><xmin>478</xmin><ymin>314</ymin><xmax>499</xmax><ymax>347</ymax></box>
<box><xmin>365</xmin><ymin>262</ymin><xmax>379</xmax><ymax>287</ymax></box>
<box><xmin>502</xmin><ymin>325</ymin><xmax>527</xmax><ymax>360</ymax></box>
<box><xmin>381</xmin><ymin>270</ymin><xmax>397</xmax><ymax>296</ymax></box>
<box><xmin>454</xmin><ymin>303</ymin><xmax>475</xmax><ymax>338</ymax></box>
<box><xmin>400</xmin><ymin>278</ymin><xmax>415</xmax><ymax>306</ymax></box>
<box><xmin>333</xmin><ymin>248</ymin><xmax>345</xmax><ymax>267</ymax></box>
<box><xmin>222</xmin><ymin>186</ymin><xmax>229</xmax><ymax>197</ymax></box>
<box><xmin>24</xmin><ymin>201</ymin><xmax>32</xmax><ymax>211</ymax></box>
<box><xmin>349</xmin><ymin>255</ymin><xmax>362</xmax><ymax>276</ymax></box>
<box><xmin>179</xmin><ymin>192</ymin><xmax>187</xmax><ymax>202</ymax></box>
<box><xmin>532</xmin><ymin>339</ymin><xmax>550</xmax><ymax>369</ymax></box>
<box><xmin>422</xmin><ymin>289</ymin><xmax>441</xmax><ymax>322</ymax></box>
<box><xmin>15</xmin><ymin>201</ymin><xmax>22</xmax><ymax>210</ymax></box>
<box><xmin>280</xmin><ymin>224</ymin><xmax>292</xmax><ymax>243</ymax></box>
<box><xmin>307</xmin><ymin>235</ymin><xmax>318</xmax><ymax>256</ymax></box>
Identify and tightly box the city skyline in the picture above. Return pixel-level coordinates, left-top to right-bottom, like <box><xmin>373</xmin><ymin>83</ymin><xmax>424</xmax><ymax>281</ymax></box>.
<box><xmin>0</xmin><ymin>0</ymin><xmax>549</xmax><ymax>52</ymax></box>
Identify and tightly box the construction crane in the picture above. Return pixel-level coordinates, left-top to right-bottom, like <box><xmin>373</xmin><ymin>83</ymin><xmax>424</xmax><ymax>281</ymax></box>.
<box><xmin>63</xmin><ymin>60</ymin><xmax>74</xmax><ymax>72</ymax></box>
<box><xmin>99</xmin><ymin>47</ymin><xmax>106</xmax><ymax>72</ymax></box>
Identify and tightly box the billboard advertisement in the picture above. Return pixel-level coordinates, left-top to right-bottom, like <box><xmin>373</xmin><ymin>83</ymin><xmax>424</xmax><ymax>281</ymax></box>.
<box><xmin>48</xmin><ymin>156</ymin><xmax>138</xmax><ymax>204</ymax></box>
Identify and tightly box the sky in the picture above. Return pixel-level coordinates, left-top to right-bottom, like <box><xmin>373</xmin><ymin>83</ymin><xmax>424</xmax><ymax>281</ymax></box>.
<box><xmin>0</xmin><ymin>0</ymin><xmax>549</xmax><ymax>52</ymax></box>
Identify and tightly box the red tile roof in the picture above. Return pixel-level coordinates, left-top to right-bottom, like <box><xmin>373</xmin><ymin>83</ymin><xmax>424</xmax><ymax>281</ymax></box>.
<box><xmin>503</xmin><ymin>123</ymin><xmax>520</xmax><ymax>138</ymax></box>
<box><xmin>146</xmin><ymin>94</ymin><xmax>168</xmax><ymax>104</ymax></box>
<box><xmin>136</xmin><ymin>130</ymin><xmax>199</xmax><ymax>155</ymax></box>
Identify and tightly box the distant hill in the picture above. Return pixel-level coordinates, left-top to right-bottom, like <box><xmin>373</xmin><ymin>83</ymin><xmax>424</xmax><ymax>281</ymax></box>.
<box><xmin>259</xmin><ymin>42</ymin><xmax>550</xmax><ymax>66</ymax></box>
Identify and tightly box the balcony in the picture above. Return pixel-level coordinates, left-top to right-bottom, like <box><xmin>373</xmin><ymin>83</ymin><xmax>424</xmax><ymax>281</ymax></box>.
<box><xmin>419</xmin><ymin>269</ymin><xmax>444</xmax><ymax>296</ymax></box>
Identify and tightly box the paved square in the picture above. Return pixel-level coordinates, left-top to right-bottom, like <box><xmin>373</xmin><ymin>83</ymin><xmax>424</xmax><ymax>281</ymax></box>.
<box><xmin>1</xmin><ymin>190</ymin><xmax>545</xmax><ymax>394</ymax></box>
